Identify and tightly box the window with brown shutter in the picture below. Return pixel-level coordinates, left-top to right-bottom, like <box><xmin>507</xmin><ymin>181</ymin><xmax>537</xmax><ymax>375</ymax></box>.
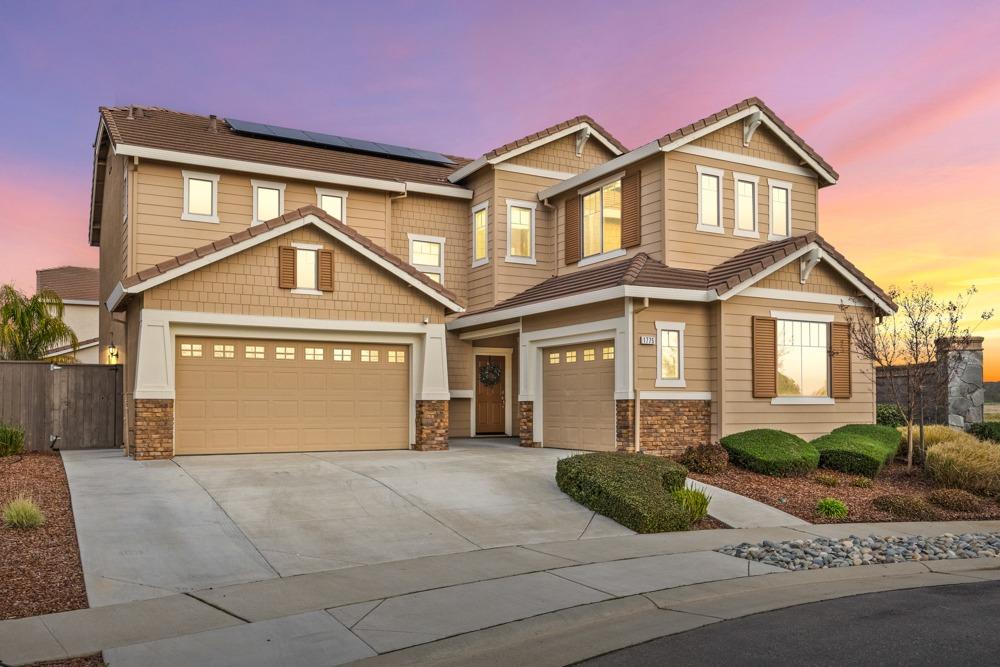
<box><xmin>752</xmin><ymin>316</ymin><xmax>777</xmax><ymax>398</ymax></box>
<box><xmin>318</xmin><ymin>249</ymin><xmax>334</xmax><ymax>291</ymax></box>
<box><xmin>278</xmin><ymin>246</ymin><xmax>296</xmax><ymax>289</ymax></box>
<box><xmin>565</xmin><ymin>195</ymin><xmax>581</xmax><ymax>265</ymax></box>
<box><xmin>621</xmin><ymin>171</ymin><xmax>641</xmax><ymax>248</ymax></box>
<box><xmin>830</xmin><ymin>322</ymin><xmax>852</xmax><ymax>399</ymax></box>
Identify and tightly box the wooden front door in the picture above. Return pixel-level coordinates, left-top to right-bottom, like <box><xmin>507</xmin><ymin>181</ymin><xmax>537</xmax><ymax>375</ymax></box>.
<box><xmin>475</xmin><ymin>355</ymin><xmax>505</xmax><ymax>434</ymax></box>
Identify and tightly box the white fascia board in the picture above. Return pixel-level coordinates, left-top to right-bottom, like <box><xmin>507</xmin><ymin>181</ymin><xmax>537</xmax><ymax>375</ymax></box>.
<box><xmin>113</xmin><ymin>215</ymin><xmax>464</xmax><ymax>313</ymax></box>
<box><xmin>674</xmin><ymin>145</ymin><xmax>817</xmax><ymax>179</ymax></box>
<box><xmin>62</xmin><ymin>299</ymin><xmax>100</xmax><ymax>306</ymax></box>
<box><xmin>113</xmin><ymin>143</ymin><xmax>473</xmax><ymax>200</ymax></box>
<box><xmin>741</xmin><ymin>287</ymin><xmax>870</xmax><ymax>307</ymax></box>
<box><xmin>537</xmin><ymin>141</ymin><xmax>661</xmax><ymax>201</ymax></box>
<box><xmin>106</xmin><ymin>282</ymin><xmax>125</xmax><ymax>312</ymax></box>
<box><xmin>447</xmin><ymin>157</ymin><xmax>488</xmax><ymax>183</ymax></box>
<box><xmin>447</xmin><ymin>285</ymin><xmax>714</xmax><ymax>331</ymax></box>
<box><xmin>494</xmin><ymin>163</ymin><xmax>577</xmax><ymax>181</ymax></box>
<box><xmin>457</xmin><ymin>321</ymin><xmax>522</xmax><ymax>340</ymax></box>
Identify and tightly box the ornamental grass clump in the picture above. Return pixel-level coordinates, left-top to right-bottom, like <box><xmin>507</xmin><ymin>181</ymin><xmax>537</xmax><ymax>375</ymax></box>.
<box><xmin>672</xmin><ymin>487</ymin><xmax>711</xmax><ymax>523</ymax></box>
<box><xmin>815</xmin><ymin>498</ymin><xmax>849</xmax><ymax>519</ymax></box>
<box><xmin>0</xmin><ymin>422</ymin><xmax>25</xmax><ymax>457</ymax></box>
<box><xmin>925</xmin><ymin>437</ymin><xmax>1000</xmax><ymax>498</ymax></box>
<box><xmin>813</xmin><ymin>473</ymin><xmax>839</xmax><ymax>487</ymax></box>
<box><xmin>927</xmin><ymin>488</ymin><xmax>989</xmax><ymax>513</ymax></box>
<box><xmin>872</xmin><ymin>494</ymin><xmax>942</xmax><ymax>521</ymax></box>
<box><xmin>2</xmin><ymin>496</ymin><xmax>45</xmax><ymax>529</ymax></box>
<box><xmin>850</xmin><ymin>477</ymin><xmax>874</xmax><ymax>488</ymax></box>
<box><xmin>719</xmin><ymin>429</ymin><xmax>819</xmax><ymax>477</ymax></box>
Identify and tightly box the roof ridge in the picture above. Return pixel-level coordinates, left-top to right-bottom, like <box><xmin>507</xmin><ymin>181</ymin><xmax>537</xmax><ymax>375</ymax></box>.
<box><xmin>621</xmin><ymin>252</ymin><xmax>650</xmax><ymax>285</ymax></box>
<box><xmin>480</xmin><ymin>113</ymin><xmax>629</xmax><ymax>160</ymax></box>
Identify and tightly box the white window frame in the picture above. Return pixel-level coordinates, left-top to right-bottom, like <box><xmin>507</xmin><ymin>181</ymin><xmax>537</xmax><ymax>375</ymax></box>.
<box><xmin>408</xmin><ymin>233</ymin><xmax>446</xmax><ymax>283</ymax></box>
<box><xmin>767</xmin><ymin>178</ymin><xmax>794</xmax><ymax>241</ymax></box>
<box><xmin>181</xmin><ymin>170</ymin><xmax>220</xmax><ymax>223</ymax></box>
<box><xmin>315</xmin><ymin>187</ymin><xmax>348</xmax><ymax>223</ymax></box>
<box><xmin>770</xmin><ymin>311</ymin><xmax>834</xmax><ymax>405</ymax></box>
<box><xmin>251</xmin><ymin>179</ymin><xmax>286</xmax><ymax>226</ymax></box>
<box><xmin>655</xmin><ymin>321</ymin><xmax>686</xmax><ymax>388</ymax></box>
<box><xmin>504</xmin><ymin>198</ymin><xmax>537</xmax><ymax>265</ymax></box>
<box><xmin>291</xmin><ymin>241</ymin><xmax>323</xmax><ymax>295</ymax></box>
<box><xmin>577</xmin><ymin>172</ymin><xmax>626</xmax><ymax>265</ymax></box>
<box><xmin>471</xmin><ymin>201</ymin><xmax>489</xmax><ymax>268</ymax></box>
<box><xmin>732</xmin><ymin>172</ymin><xmax>760</xmax><ymax>239</ymax></box>
<box><xmin>695</xmin><ymin>165</ymin><xmax>725</xmax><ymax>234</ymax></box>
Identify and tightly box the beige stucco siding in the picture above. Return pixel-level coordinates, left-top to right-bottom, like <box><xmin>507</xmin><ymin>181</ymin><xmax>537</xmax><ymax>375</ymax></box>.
<box><xmin>142</xmin><ymin>226</ymin><xmax>445</xmax><ymax>324</ymax></box>
<box><xmin>507</xmin><ymin>133</ymin><xmax>616</xmax><ymax>172</ymax></box>
<box><xmin>634</xmin><ymin>301</ymin><xmax>714</xmax><ymax>394</ymax></box>
<box><xmin>720</xmin><ymin>296</ymin><xmax>875</xmax><ymax>441</ymax></box>
<box><xmin>522</xmin><ymin>299</ymin><xmax>625</xmax><ymax>333</ymax></box>
<box><xmin>691</xmin><ymin>123</ymin><xmax>801</xmax><ymax>165</ymax></box>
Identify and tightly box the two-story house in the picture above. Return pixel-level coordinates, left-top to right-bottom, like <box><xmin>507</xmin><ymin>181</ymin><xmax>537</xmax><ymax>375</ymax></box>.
<box><xmin>89</xmin><ymin>98</ymin><xmax>894</xmax><ymax>459</ymax></box>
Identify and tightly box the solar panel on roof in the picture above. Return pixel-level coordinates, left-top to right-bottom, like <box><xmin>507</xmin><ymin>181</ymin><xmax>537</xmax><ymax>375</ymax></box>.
<box><xmin>225</xmin><ymin>118</ymin><xmax>455</xmax><ymax>166</ymax></box>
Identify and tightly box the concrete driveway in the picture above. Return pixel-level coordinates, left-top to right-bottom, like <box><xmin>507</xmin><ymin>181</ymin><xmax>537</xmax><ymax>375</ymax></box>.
<box><xmin>63</xmin><ymin>439</ymin><xmax>631</xmax><ymax>606</ymax></box>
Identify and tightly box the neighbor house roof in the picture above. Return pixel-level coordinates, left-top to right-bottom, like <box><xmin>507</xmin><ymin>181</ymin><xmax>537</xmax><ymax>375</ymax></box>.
<box><xmin>450</xmin><ymin>234</ymin><xmax>893</xmax><ymax>330</ymax></box>
<box><xmin>110</xmin><ymin>205</ymin><xmax>463</xmax><ymax>313</ymax></box>
<box><xmin>36</xmin><ymin>266</ymin><xmax>99</xmax><ymax>302</ymax></box>
<box><xmin>43</xmin><ymin>337</ymin><xmax>99</xmax><ymax>359</ymax></box>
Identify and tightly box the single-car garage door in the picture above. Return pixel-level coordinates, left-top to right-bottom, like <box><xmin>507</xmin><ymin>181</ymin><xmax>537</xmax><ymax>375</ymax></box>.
<box><xmin>542</xmin><ymin>341</ymin><xmax>615</xmax><ymax>451</ymax></box>
<box><xmin>174</xmin><ymin>337</ymin><xmax>410</xmax><ymax>454</ymax></box>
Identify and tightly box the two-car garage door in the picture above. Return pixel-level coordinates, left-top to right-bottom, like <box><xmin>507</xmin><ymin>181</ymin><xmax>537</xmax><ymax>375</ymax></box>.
<box><xmin>174</xmin><ymin>337</ymin><xmax>409</xmax><ymax>455</ymax></box>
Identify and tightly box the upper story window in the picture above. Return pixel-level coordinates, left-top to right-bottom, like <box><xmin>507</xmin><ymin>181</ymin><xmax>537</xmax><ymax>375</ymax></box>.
<box><xmin>733</xmin><ymin>173</ymin><xmax>759</xmax><ymax>238</ymax></box>
<box><xmin>777</xmin><ymin>318</ymin><xmax>828</xmax><ymax>397</ymax></box>
<box><xmin>655</xmin><ymin>321</ymin><xmax>686</xmax><ymax>388</ymax></box>
<box><xmin>295</xmin><ymin>247</ymin><xmax>318</xmax><ymax>290</ymax></box>
<box><xmin>696</xmin><ymin>166</ymin><xmax>724</xmax><ymax>234</ymax></box>
<box><xmin>768</xmin><ymin>179</ymin><xmax>793</xmax><ymax>240</ymax></box>
<box><xmin>252</xmin><ymin>180</ymin><xmax>285</xmax><ymax>225</ymax></box>
<box><xmin>279</xmin><ymin>243</ymin><xmax>332</xmax><ymax>294</ymax></box>
<box><xmin>505</xmin><ymin>199</ymin><xmax>536</xmax><ymax>264</ymax></box>
<box><xmin>471</xmin><ymin>202</ymin><xmax>489</xmax><ymax>268</ymax></box>
<box><xmin>409</xmin><ymin>233</ymin><xmax>445</xmax><ymax>283</ymax></box>
<box><xmin>581</xmin><ymin>178</ymin><xmax>622</xmax><ymax>259</ymax></box>
<box><xmin>181</xmin><ymin>171</ymin><xmax>220</xmax><ymax>223</ymax></box>
<box><xmin>316</xmin><ymin>188</ymin><xmax>348</xmax><ymax>223</ymax></box>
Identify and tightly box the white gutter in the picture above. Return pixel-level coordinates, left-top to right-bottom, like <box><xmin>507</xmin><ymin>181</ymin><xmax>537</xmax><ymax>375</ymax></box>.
<box><xmin>113</xmin><ymin>144</ymin><xmax>473</xmax><ymax>200</ymax></box>
<box><xmin>537</xmin><ymin>141</ymin><xmax>660</xmax><ymax>200</ymax></box>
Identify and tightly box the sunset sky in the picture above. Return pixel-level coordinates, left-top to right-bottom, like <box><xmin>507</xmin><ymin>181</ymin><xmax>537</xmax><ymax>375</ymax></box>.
<box><xmin>2</xmin><ymin>1</ymin><xmax>998</xmax><ymax>378</ymax></box>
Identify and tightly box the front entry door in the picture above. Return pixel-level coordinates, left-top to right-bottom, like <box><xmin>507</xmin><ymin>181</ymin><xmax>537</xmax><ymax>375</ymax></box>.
<box><xmin>475</xmin><ymin>355</ymin><xmax>505</xmax><ymax>434</ymax></box>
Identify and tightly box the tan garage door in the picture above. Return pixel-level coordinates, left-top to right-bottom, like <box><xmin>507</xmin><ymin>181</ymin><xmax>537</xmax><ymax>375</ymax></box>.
<box><xmin>542</xmin><ymin>341</ymin><xmax>615</xmax><ymax>451</ymax></box>
<box><xmin>174</xmin><ymin>337</ymin><xmax>409</xmax><ymax>455</ymax></box>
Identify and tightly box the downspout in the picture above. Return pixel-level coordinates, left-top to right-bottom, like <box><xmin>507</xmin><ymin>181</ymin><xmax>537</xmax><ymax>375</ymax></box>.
<box><xmin>632</xmin><ymin>297</ymin><xmax>649</xmax><ymax>453</ymax></box>
<box><xmin>389</xmin><ymin>183</ymin><xmax>408</xmax><ymax>247</ymax></box>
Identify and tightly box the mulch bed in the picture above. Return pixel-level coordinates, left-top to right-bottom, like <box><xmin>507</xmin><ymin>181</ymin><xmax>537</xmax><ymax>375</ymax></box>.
<box><xmin>0</xmin><ymin>453</ymin><xmax>89</xmax><ymax>620</ymax></box>
<box><xmin>691</xmin><ymin>463</ymin><xmax>1000</xmax><ymax>524</ymax></box>
<box><xmin>693</xmin><ymin>515</ymin><xmax>729</xmax><ymax>530</ymax></box>
<box><xmin>27</xmin><ymin>655</ymin><xmax>105</xmax><ymax>667</ymax></box>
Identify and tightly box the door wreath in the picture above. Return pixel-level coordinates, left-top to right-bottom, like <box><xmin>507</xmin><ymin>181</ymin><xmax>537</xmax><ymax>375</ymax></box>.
<box><xmin>478</xmin><ymin>362</ymin><xmax>503</xmax><ymax>387</ymax></box>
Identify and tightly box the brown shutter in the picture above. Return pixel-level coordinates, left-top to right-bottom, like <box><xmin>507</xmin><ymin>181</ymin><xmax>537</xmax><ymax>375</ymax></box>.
<box><xmin>278</xmin><ymin>246</ymin><xmax>296</xmax><ymax>289</ymax></box>
<box><xmin>564</xmin><ymin>195</ymin><xmax>581</xmax><ymax>265</ymax></box>
<box><xmin>752</xmin><ymin>316</ymin><xmax>777</xmax><ymax>398</ymax></box>
<box><xmin>621</xmin><ymin>171</ymin><xmax>641</xmax><ymax>248</ymax></box>
<box><xmin>317</xmin><ymin>249</ymin><xmax>334</xmax><ymax>291</ymax></box>
<box><xmin>830</xmin><ymin>322</ymin><xmax>852</xmax><ymax>399</ymax></box>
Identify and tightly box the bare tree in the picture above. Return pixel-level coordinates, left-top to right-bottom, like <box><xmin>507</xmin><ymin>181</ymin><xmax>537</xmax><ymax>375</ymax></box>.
<box><xmin>841</xmin><ymin>284</ymin><xmax>992</xmax><ymax>471</ymax></box>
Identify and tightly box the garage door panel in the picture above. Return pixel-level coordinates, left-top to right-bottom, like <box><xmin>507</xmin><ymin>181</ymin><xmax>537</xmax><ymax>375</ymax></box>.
<box><xmin>175</xmin><ymin>337</ymin><xmax>410</xmax><ymax>455</ymax></box>
<box><xmin>543</xmin><ymin>340</ymin><xmax>615</xmax><ymax>451</ymax></box>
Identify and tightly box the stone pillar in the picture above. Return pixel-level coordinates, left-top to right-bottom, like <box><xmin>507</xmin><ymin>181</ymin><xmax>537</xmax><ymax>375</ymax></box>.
<box><xmin>414</xmin><ymin>400</ymin><xmax>449</xmax><ymax>451</ymax></box>
<box><xmin>615</xmin><ymin>399</ymin><xmax>635</xmax><ymax>452</ymax></box>
<box><xmin>133</xmin><ymin>399</ymin><xmax>174</xmax><ymax>460</ymax></box>
<box><xmin>639</xmin><ymin>399</ymin><xmax>712</xmax><ymax>457</ymax></box>
<box><xmin>518</xmin><ymin>401</ymin><xmax>540</xmax><ymax>447</ymax></box>
<box><xmin>937</xmin><ymin>337</ymin><xmax>985</xmax><ymax>428</ymax></box>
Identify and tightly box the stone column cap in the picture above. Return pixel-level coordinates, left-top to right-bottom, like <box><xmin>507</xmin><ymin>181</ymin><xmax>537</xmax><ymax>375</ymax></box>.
<box><xmin>936</xmin><ymin>336</ymin><xmax>985</xmax><ymax>352</ymax></box>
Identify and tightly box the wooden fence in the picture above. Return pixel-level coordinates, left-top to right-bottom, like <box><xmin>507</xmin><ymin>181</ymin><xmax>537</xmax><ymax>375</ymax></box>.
<box><xmin>0</xmin><ymin>361</ymin><xmax>122</xmax><ymax>453</ymax></box>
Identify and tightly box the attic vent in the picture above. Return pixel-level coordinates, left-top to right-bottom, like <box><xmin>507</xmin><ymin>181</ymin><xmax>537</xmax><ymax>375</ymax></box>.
<box><xmin>209</xmin><ymin>115</ymin><xmax>218</xmax><ymax>133</ymax></box>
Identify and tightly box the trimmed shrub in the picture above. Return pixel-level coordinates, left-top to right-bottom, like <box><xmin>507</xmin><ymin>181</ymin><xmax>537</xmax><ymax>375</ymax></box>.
<box><xmin>812</xmin><ymin>433</ymin><xmax>888</xmax><ymax>478</ymax></box>
<box><xmin>677</xmin><ymin>443</ymin><xmax>728</xmax><ymax>474</ymax></box>
<box><xmin>720</xmin><ymin>429</ymin><xmax>819</xmax><ymax>477</ymax></box>
<box><xmin>556</xmin><ymin>453</ymin><xmax>692</xmax><ymax>533</ymax></box>
<box><xmin>968</xmin><ymin>422</ymin><xmax>1000</xmax><ymax>444</ymax></box>
<box><xmin>2</xmin><ymin>496</ymin><xmax>45</xmax><ymax>528</ymax></box>
<box><xmin>876</xmin><ymin>404</ymin><xmax>906</xmax><ymax>428</ymax></box>
<box><xmin>831</xmin><ymin>424</ymin><xmax>900</xmax><ymax>462</ymax></box>
<box><xmin>926</xmin><ymin>438</ymin><xmax>1000</xmax><ymax>498</ymax></box>
<box><xmin>927</xmin><ymin>488</ymin><xmax>989</xmax><ymax>513</ymax></box>
<box><xmin>872</xmin><ymin>494</ymin><xmax>942</xmax><ymax>521</ymax></box>
<box><xmin>814</xmin><ymin>473</ymin><xmax>839</xmax><ymax>487</ymax></box>
<box><xmin>851</xmin><ymin>477</ymin><xmax>874</xmax><ymax>488</ymax></box>
<box><xmin>672</xmin><ymin>487</ymin><xmax>711</xmax><ymax>523</ymax></box>
<box><xmin>816</xmin><ymin>498</ymin><xmax>849</xmax><ymax>519</ymax></box>
<box><xmin>0</xmin><ymin>422</ymin><xmax>25</xmax><ymax>457</ymax></box>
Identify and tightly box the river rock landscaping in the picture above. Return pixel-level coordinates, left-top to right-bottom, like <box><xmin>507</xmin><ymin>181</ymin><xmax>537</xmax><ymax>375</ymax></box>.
<box><xmin>719</xmin><ymin>532</ymin><xmax>1000</xmax><ymax>571</ymax></box>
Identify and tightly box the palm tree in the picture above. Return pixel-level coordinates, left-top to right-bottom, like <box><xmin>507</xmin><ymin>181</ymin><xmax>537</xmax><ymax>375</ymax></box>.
<box><xmin>0</xmin><ymin>284</ymin><xmax>78</xmax><ymax>361</ymax></box>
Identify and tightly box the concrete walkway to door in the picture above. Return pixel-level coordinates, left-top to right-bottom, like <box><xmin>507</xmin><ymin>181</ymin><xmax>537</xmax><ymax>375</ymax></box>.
<box><xmin>63</xmin><ymin>439</ymin><xmax>632</xmax><ymax>607</ymax></box>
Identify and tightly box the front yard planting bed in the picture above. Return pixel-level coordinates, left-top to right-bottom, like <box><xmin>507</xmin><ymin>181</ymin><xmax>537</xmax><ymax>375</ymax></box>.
<box><xmin>689</xmin><ymin>462</ymin><xmax>1000</xmax><ymax>524</ymax></box>
<box><xmin>1</xmin><ymin>453</ymin><xmax>89</xmax><ymax>620</ymax></box>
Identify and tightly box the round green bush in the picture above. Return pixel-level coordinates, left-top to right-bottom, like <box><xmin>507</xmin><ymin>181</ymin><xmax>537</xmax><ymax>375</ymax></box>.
<box><xmin>719</xmin><ymin>429</ymin><xmax>819</xmax><ymax>477</ymax></box>
<box><xmin>876</xmin><ymin>404</ymin><xmax>906</xmax><ymax>428</ymax></box>
<box><xmin>830</xmin><ymin>424</ymin><xmax>900</xmax><ymax>462</ymax></box>
<box><xmin>676</xmin><ymin>443</ymin><xmax>728</xmax><ymax>474</ymax></box>
<box><xmin>815</xmin><ymin>497</ymin><xmax>849</xmax><ymax>519</ymax></box>
<box><xmin>812</xmin><ymin>433</ymin><xmax>888</xmax><ymax>478</ymax></box>
<box><xmin>968</xmin><ymin>421</ymin><xmax>1000</xmax><ymax>443</ymax></box>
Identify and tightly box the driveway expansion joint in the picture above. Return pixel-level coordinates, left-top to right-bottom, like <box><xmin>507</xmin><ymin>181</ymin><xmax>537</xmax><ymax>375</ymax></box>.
<box><xmin>182</xmin><ymin>592</ymin><xmax>251</xmax><ymax>624</ymax></box>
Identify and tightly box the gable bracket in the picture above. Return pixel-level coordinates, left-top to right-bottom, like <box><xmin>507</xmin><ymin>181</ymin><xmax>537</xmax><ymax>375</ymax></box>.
<box><xmin>575</xmin><ymin>127</ymin><xmax>592</xmax><ymax>157</ymax></box>
<box><xmin>743</xmin><ymin>111</ymin><xmax>762</xmax><ymax>147</ymax></box>
<box><xmin>800</xmin><ymin>247</ymin><xmax>823</xmax><ymax>284</ymax></box>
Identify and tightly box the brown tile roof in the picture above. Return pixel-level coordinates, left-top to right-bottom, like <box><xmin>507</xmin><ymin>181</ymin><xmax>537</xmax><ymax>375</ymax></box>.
<box><xmin>457</xmin><ymin>234</ymin><xmax>894</xmax><ymax>321</ymax></box>
<box><xmin>36</xmin><ymin>266</ymin><xmax>99</xmax><ymax>301</ymax></box>
<box><xmin>46</xmin><ymin>337</ymin><xmax>99</xmax><ymax>356</ymax></box>
<box><xmin>482</xmin><ymin>115</ymin><xmax>629</xmax><ymax>160</ymax></box>
<box><xmin>657</xmin><ymin>97</ymin><xmax>839</xmax><ymax>183</ymax></box>
<box><xmin>100</xmin><ymin>107</ymin><xmax>472</xmax><ymax>188</ymax></box>
<box><xmin>118</xmin><ymin>205</ymin><xmax>462</xmax><ymax>309</ymax></box>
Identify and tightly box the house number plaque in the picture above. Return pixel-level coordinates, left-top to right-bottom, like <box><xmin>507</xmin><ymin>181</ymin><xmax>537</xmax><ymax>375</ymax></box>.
<box><xmin>640</xmin><ymin>335</ymin><xmax>656</xmax><ymax>345</ymax></box>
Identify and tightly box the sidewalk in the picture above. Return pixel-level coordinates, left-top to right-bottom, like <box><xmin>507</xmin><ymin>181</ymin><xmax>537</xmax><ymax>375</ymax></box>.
<box><xmin>2</xmin><ymin>520</ymin><xmax>999</xmax><ymax>667</ymax></box>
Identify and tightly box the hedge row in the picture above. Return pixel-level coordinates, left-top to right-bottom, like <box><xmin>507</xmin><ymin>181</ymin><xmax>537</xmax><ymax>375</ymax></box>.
<box><xmin>719</xmin><ymin>429</ymin><xmax>819</xmax><ymax>477</ymax></box>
